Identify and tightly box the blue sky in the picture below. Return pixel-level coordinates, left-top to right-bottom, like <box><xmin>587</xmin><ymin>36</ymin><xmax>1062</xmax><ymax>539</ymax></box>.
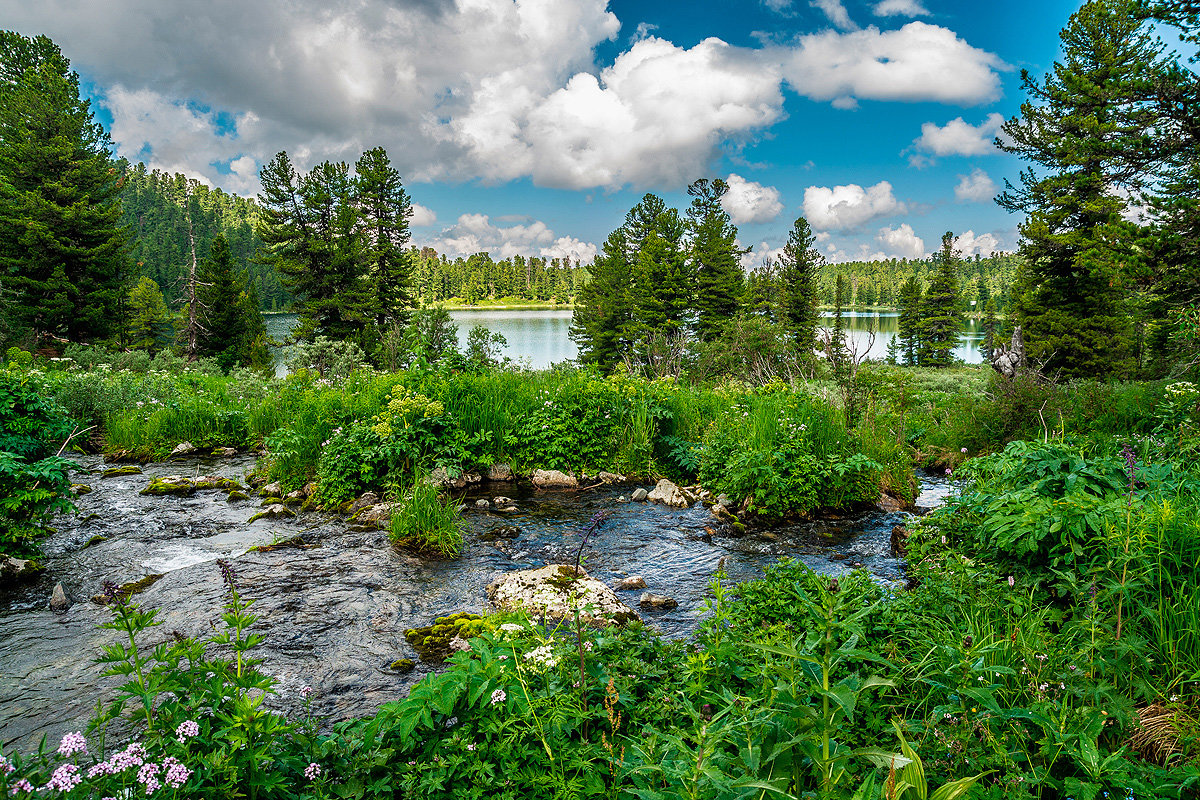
<box><xmin>4</xmin><ymin>0</ymin><xmax>1089</xmax><ymax>265</ymax></box>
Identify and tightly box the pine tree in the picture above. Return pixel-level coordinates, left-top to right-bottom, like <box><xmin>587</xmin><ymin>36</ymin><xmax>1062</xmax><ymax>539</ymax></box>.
<box><xmin>570</xmin><ymin>228</ymin><xmax>636</xmax><ymax>369</ymax></box>
<box><xmin>0</xmin><ymin>31</ymin><xmax>129</xmax><ymax>344</ymax></box>
<box><xmin>918</xmin><ymin>232</ymin><xmax>966</xmax><ymax>367</ymax></box>
<box><xmin>776</xmin><ymin>215</ymin><xmax>823</xmax><ymax>355</ymax></box>
<box><xmin>686</xmin><ymin>178</ymin><xmax>744</xmax><ymax>341</ymax></box>
<box><xmin>896</xmin><ymin>275</ymin><xmax>923</xmax><ymax>366</ymax></box>
<box><xmin>196</xmin><ymin>234</ymin><xmax>268</xmax><ymax>370</ymax></box>
<box><xmin>125</xmin><ymin>276</ymin><xmax>170</xmax><ymax>352</ymax></box>
<box><xmin>354</xmin><ymin>147</ymin><xmax>414</xmax><ymax>335</ymax></box>
<box><xmin>997</xmin><ymin>0</ymin><xmax>1170</xmax><ymax>378</ymax></box>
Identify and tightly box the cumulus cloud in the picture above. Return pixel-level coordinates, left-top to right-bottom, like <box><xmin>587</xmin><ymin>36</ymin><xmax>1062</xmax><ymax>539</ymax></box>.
<box><xmin>811</xmin><ymin>0</ymin><xmax>857</xmax><ymax>30</ymax></box>
<box><xmin>722</xmin><ymin>174</ymin><xmax>784</xmax><ymax>225</ymax></box>
<box><xmin>873</xmin><ymin>0</ymin><xmax>930</xmax><ymax>17</ymax></box>
<box><xmin>0</xmin><ymin>1</ymin><xmax>1005</xmax><ymax>194</ymax></box>
<box><xmin>954</xmin><ymin>168</ymin><xmax>997</xmax><ymax>202</ymax></box>
<box><xmin>741</xmin><ymin>240</ymin><xmax>787</xmax><ymax>269</ymax></box>
<box><xmin>911</xmin><ymin>113</ymin><xmax>1005</xmax><ymax>163</ymax></box>
<box><xmin>421</xmin><ymin>213</ymin><xmax>596</xmax><ymax>262</ymax></box>
<box><xmin>803</xmin><ymin>180</ymin><xmax>905</xmax><ymax>230</ymax></box>
<box><xmin>779</xmin><ymin>22</ymin><xmax>1006</xmax><ymax>108</ymax></box>
<box><xmin>409</xmin><ymin>204</ymin><xmax>437</xmax><ymax>227</ymax></box>
<box><xmin>876</xmin><ymin>223</ymin><xmax>926</xmax><ymax>258</ymax></box>
<box><xmin>953</xmin><ymin>229</ymin><xmax>1002</xmax><ymax>257</ymax></box>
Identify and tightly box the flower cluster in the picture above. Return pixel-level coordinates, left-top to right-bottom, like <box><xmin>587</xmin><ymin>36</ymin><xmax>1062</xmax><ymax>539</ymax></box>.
<box><xmin>57</xmin><ymin>730</ymin><xmax>87</xmax><ymax>756</ymax></box>
<box><xmin>490</xmin><ymin>688</ymin><xmax>507</xmax><ymax>705</ymax></box>
<box><xmin>162</xmin><ymin>757</ymin><xmax>191</xmax><ymax>789</ymax></box>
<box><xmin>175</xmin><ymin>720</ymin><xmax>199</xmax><ymax>743</ymax></box>
<box><xmin>304</xmin><ymin>762</ymin><xmax>322</xmax><ymax>780</ymax></box>
<box><xmin>44</xmin><ymin>764</ymin><xmax>82</xmax><ymax>793</ymax></box>
<box><xmin>523</xmin><ymin>644</ymin><xmax>558</xmax><ymax>669</ymax></box>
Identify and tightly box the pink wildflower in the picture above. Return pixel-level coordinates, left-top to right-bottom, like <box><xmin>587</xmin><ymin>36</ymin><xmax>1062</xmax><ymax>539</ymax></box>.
<box><xmin>304</xmin><ymin>763</ymin><xmax>321</xmax><ymax>780</ymax></box>
<box><xmin>44</xmin><ymin>764</ymin><xmax>82</xmax><ymax>793</ymax></box>
<box><xmin>0</xmin><ymin>756</ymin><xmax>13</xmax><ymax>774</ymax></box>
<box><xmin>175</xmin><ymin>720</ymin><xmax>199</xmax><ymax>743</ymax></box>
<box><xmin>161</xmin><ymin>758</ymin><xmax>191</xmax><ymax>789</ymax></box>
<box><xmin>57</xmin><ymin>732</ymin><xmax>87</xmax><ymax>757</ymax></box>
<box><xmin>466</xmin><ymin>743</ymin><xmax>476</xmax><ymax>751</ymax></box>
<box><xmin>10</xmin><ymin>779</ymin><xmax>33</xmax><ymax>794</ymax></box>
<box><xmin>301</xmin><ymin>685</ymin><xmax>313</xmax><ymax>699</ymax></box>
<box><xmin>490</xmin><ymin>688</ymin><xmax>506</xmax><ymax>705</ymax></box>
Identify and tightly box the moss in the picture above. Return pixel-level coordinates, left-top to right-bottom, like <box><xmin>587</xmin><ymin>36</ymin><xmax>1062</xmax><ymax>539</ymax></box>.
<box><xmin>389</xmin><ymin>658</ymin><xmax>415</xmax><ymax>673</ymax></box>
<box><xmin>102</xmin><ymin>465</ymin><xmax>143</xmax><ymax>478</ymax></box>
<box><xmin>248</xmin><ymin>506</ymin><xmax>296</xmax><ymax>523</ymax></box>
<box><xmin>248</xmin><ymin>536</ymin><xmax>312</xmax><ymax>553</ymax></box>
<box><xmin>91</xmin><ymin>573</ymin><xmax>164</xmax><ymax>605</ymax></box>
<box><xmin>84</xmin><ymin>535</ymin><xmax>107</xmax><ymax>548</ymax></box>
<box><xmin>71</xmin><ymin>484</ymin><xmax>93</xmax><ymax>496</ymax></box>
<box><xmin>226</xmin><ymin>490</ymin><xmax>250</xmax><ymax>502</ymax></box>
<box><xmin>139</xmin><ymin>478</ymin><xmax>196</xmax><ymax>496</ymax></box>
<box><xmin>403</xmin><ymin>612</ymin><xmax>488</xmax><ymax>663</ymax></box>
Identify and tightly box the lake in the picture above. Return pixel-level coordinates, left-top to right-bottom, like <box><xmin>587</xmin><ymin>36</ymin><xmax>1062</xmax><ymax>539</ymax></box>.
<box><xmin>265</xmin><ymin>309</ymin><xmax>986</xmax><ymax>371</ymax></box>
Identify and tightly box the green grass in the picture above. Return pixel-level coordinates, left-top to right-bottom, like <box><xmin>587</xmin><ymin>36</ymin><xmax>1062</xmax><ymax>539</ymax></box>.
<box><xmin>388</xmin><ymin>479</ymin><xmax>465</xmax><ymax>558</ymax></box>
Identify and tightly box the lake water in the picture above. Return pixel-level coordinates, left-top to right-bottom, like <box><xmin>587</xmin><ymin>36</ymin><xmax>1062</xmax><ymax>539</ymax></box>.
<box><xmin>265</xmin><ymin>309</ymin><xmax>985</xmax><ymax>371</ymax></box>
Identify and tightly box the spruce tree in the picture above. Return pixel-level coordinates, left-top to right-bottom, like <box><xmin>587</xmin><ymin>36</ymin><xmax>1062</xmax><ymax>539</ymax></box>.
<box><xmin>918</xmin><ymin>232</ymin><xmax>966</xmax><ymax>367</ymax></box>
<box><xmin>776</xmin><ymin>215</ymin><xmax>823</xmax><ymax>355</ymax></box>
<box><xmin>896</xmin><ymin>275</ymin><xmax>923</xmax><ymax>366</ymax></box>
<box><xmin>997</xmin><ymin>0</ymin><xmax>1170</xmax><ymax>378</ymax></box>
<box><xmin>354</xmin><ymin>147</ymin><xmax>414</xmax><ymax>336</ymax></box>
<box><xmin>570</xmin><ymin>228</ymin><xmax>636</xmax><ymax>369</ymax></box>
<box><xmin>196</xmin><ymin>234</ymin><xmax>268</xmax><ymax>370</ymax></box>
<box><xmin>0</xmin><ymin>31</ymin><xmax>128</xmax><ymax>344</ymax></box>
<box><xmin>125</xmin><ymin>276</ymin><xmax>170</xmax><ymax>352</ymax></box>
<box><xmin>686</xmin><ymin>178</ymin><xmax>744</xmax><ymax>341</ymax></box>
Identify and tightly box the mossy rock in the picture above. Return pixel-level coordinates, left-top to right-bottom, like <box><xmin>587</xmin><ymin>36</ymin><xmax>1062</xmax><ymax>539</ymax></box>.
<box><xmin>102</xmin><ymin>465</ymin><xmax>143</xmax><ymax>478</ymax></box>
<box><xmin>84</xmin><ymin>535</ymin><xmax>107</xmax><ymax>548</ymax></box>
<box><xmin>389</xmin><ymin>658</ymin><xmax>415</xmax><ymax>673</ymax></box>
<box><xmin>248</xmin><ymin>504</ymin><xmax>295</xmax><ymax>523</ymax></box>
<box><xmin>192</xmin><ymin>476</ymin><xmax>242</xmax><ymax>491</ymax></box>
<box><xmin>71</xmin><ymin>484</ymin><xmax>93</xmax><ymax>496</ymax></box>
<box><xmin>226</xmin><ymin>490</ymin><xmax>250</xmax><ymax>502</ymax></box>
<box><xmin>248</xmin><ymin>536</ymin><xmax>313</xmax><ymax>553</ymax></box>
<box><xmin>403</xmin><ymin>612</ymin><xmax>488</xmax><ymax>663</ymax></box>
<box><xmin>140</xmin><ymin>477</ymin><xmax>196</xmax><ymax>496</ymax></box>
<box><xmin>91</xmin><ymin>573</ymin><xmax>164</xmax><ymax>605</ymax></box>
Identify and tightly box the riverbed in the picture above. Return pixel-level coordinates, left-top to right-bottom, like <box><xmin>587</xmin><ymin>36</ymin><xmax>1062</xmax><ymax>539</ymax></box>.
<box><xmin>0</xmin><ymin>456</ymin><xmax>949</xmax><ymax>751</ymax></box>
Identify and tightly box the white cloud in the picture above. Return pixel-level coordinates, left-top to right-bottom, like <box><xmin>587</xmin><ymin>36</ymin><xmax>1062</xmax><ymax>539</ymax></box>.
<box><xmin>409</xmin><ymin>203</ymin><xmax>437</xmax><ymax>227</ymax></box>
<box><xmin>811</xmin><ymin>0</ymin><xmax>857</xmax><ymax>30</ymax></box>
<box><xmin>954</xmin><ymin>168</ymin><xmax>997</xmax><ymax>202</ymax></box>
<box><xmin>762</xmin><ymin>0</ymin><xmax>793</xmax><ymax>11</ymax></box>
<box><xmin>912</xmin><ymin>113</ymin><xmax>1005</xmax><ymax>160</ymax></box>
<box><xmin>953</xmin><ymin>230</ymin><xmax>1001</xmax><ymax>257</ymax></box>
<box><xmin>803</xmin><ymin>180</ymin><xmax>905</xmax><ymax>230</ymax></box>
<box><xmin>741</xmin><ymin>240</ymin><xmax>787</xmax><ymax>269</ymax></box>
<box><xmin>873</xmin><ymin>0</ymin><xmax>930</xmax><ymax>17</ymax></box>
<box><xmin>421</xmin><ymin>213</ymin><xmax>595</xmax><ymax>262</ymax></box>
<box><xmin>0</xmin><ymin>2</ymin><xmax>1005</xmax><ymax>194</ymax></box>
<box><xmin>780</xmin><ymin>22</ymin><xmax>1006</xmax><ymax>107</ymax></box>
<box><xmin>722</xmin><ymin>174</ymin><xmax>784</xmax><ymax>224</ymax></box>
<box><xmin>876</xmin><ymin>223</ymin><xmax>926</xmax><ymax>258</ymax></box>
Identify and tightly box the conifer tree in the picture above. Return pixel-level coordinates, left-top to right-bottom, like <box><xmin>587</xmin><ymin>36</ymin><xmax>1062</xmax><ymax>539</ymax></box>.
<box><xmin>918</xmin><ymin>232</ymin><xmax>966</xmax><ymax>367</ymax></box>
<box><xmin>125</xmin><ymin>276</ymin><xmax>170</xmax><ymax>352</ymax></box>
<box><xmin>776</xmin><ymin>215</ymin><xmax>823</xmax><ymax>355</ymax></box>
<box><xmin>570</xmin><ymin>228</ymin><xmax>635</xmax><ymax>369</ymax></box>
<box><xmin>686</xmin><ymin>178</ymin><xmax>744</xmax><ymax>341</ymax></box>
<box><xmin>998</xmin><ymin>0</ymin><xmax>1169</xmax><ymax>377</ymax></box>
<box><xmin>196</xmin><ymin>234</ymin><xmax>268</xmax><ymax>370</ymax></box>
<box><xmin>0</xmin><ymin>31</ymin><xmax>128</xmax><ymax>344</ymax></box>
<box><xmin>896</xmin><ymin>275</ymin><xmax>923</xmax><ymax>366</ymax></box>
<box><xmin>354</xmin><ymin>147</ymin><xmax>414</xmax><ymax>335</ymax></box>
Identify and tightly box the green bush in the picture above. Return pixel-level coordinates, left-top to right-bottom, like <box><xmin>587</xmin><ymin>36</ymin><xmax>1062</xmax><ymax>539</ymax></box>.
<box><xmin>388</xmin><ymin>480</ymin><xmax>465</xmax><ymax>558</ymax></box>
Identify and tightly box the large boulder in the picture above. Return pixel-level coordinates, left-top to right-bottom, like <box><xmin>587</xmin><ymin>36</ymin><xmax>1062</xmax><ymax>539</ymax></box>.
<box><xmin>0</xmin><ymin>555</ymin><xmax>44</xmax><ymax>584</ymax></box>
<box><xmin>647</xmin><ymin>478</ymin><xmax>694</xmax><ymax>508</ymax></box>
<box><xmin>487</xmin><ymin>463</ymin><xmax>514</xmax><ymax>482</ymax></box>
<box><xmin>486</xmin><ymin>565</ymin><xmax>640</xmax><ymax>625</ymax></box>
<box><xmin>427</xmin><ymin>467</ymin><xmax>468</xmax><ymax>490</ymax></box>
<box><xmin>531</xmin><ymin>469</ymin><xmax>579</xmax><ymax>490</ymax></box>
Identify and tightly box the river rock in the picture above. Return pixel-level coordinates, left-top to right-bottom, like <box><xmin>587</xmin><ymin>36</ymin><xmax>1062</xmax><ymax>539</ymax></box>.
<box><xmin>193</xmin><ymin>476</ymin><xmax>241</xmax><ymax>491</ymax></box>
<box><xmin>284</xmin><ymin>490</ymin><xmax>306</xmax><ymax>505</ymax></box>
<box><xmin>465</xmin><ymin>472</ymin><xmax>483</xmax><ymax>485</ymax></box>
<box><xmin>448</xmin><ymin>635</ymin><xmax>472</xmax><ymax>653</ymax></box>
<box><xmin>631</xmin><ymin>487</ymin><xmax>649</xmax><ymax>502</ymax></box>
<box><xmin>101</xmin><ymin>465</ymin><xmax>143</xmax><ymax>478</ymax></box>
<box><xmin>711</xmin><ymin>503</ymin><xmax>738</xmax><ymax>525</ymax></box>
<box><xmin>486</xmin><ymin>565</ymin><xmax>640</xmax><ymax>625</ymax></box>
<box><xmin>0</xmin><ymin>555</ymin><xmax>43</xmax><ymax>583</ymax></box>
<box><xmin>357</xmin><ymin>503</ymin><xmax>398</xmax><ymax>527</ymax></box>
<box><xmin>715</xmin><ymin>493</ymin><xmax>732</xmax><ymax>507</ymax></box>
<box><xmin>475</xmin><ymin>498</ymin><xmax>490</xmax><ymax>509</ymax></box>
<box><xmin>260</xmin><ymin>482</ymin><xmax>283</xmax><ymax>499</ymax></box>
<box><xmin>140</xmin><ymin>475</ymin><xmax>197</xmax><ymax>496</ymax></box>
<box><xmin>302</xmin><ymin>482</ymin><xmax>317</xmax><ymax>498</ymax></box>
<box><xmin>347</xmin><ymin>492</ymin><xmax>380</xmax><ymax>515</ymax></box>
<box><xmin>648</xmin><ymin>479</ymin><xmax>693</xmax><ymax>508</ymax></box>
<box><xmin>212</xmin><ymin>447</ymin><xmax>237</xmax><ymax>457</ymax></box>
<box><xmin>890</xmin><ymin>524</ymin><xmax>909</xmax><ymax>557</ymax></box>
<box><xmin>249</xmin><ymin>504</ymin><xmax>295</xmax><ymax>522</ymax></box>
<box><xmin>487</xmin><ymin>463</ymin><xmax>514</xmax><ymax>482</ymax></box>
<box><xmin>531</xmin><ymin>469</ymin><xmax>578</xmax><ymax>490</ymax></box>
<box><xmin>49</xmin><ymin>583</ymin><xmax>72</xmax><ymax>612</ymax></box>
<box><xmin>169</xmin><ymin>441</ymin><xmax>198</xmax><ymax>458</ymax></box>
<box><xmin>226</xmin><ymin>490</ymin><xmax>249</xmax><ymax>502</ymax></box>
<box><xmin>875</xmin><ymin>493</ymin><xmax>906</xmax><ymax>513</ymax></box>
<box><xmin>638</xmin><ymin>592</ymin><xmax>678</xmax><ymax>610</ymax></box>
<box><xmin>613</xmin><ymin>575</ymin><xmax>647</xmax><ymax>591</ymax></box>
<box><xmin>598</xmin><ymin>471</ymin><xmax>627</xmax><ymax>485</ymax></box>
<box><xmin>426</xmin><ymin>467</ymin><xmax>467</xmax><ymax>490</ymax></box>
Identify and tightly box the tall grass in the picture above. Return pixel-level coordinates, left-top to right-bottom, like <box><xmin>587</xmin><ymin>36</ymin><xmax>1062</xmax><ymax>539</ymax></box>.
<box><xmin>389</xmin><ymin>479</ymin><xmax>464</xmax><ymax>558</ymax></box>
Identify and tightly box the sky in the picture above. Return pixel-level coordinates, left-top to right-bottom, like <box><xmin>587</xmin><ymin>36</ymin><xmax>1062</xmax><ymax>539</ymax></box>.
<box><xmin>2</xmin><ymin>0</ymin><xmax>1091</xmax><ymax>267</ymax></box>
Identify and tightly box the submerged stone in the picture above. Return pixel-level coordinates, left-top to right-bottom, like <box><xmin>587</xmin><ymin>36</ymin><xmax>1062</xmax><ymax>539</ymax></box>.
<box><xmin>91</xmin><ymin>574</ymin><xmax>164</xmax><ymax>605</ymax></box>
<box><xmin>404</xmin><ymin>612</ymin><xmax>487</xmax><ymax>663</ymax></box>
<box><xmin>101</xmin><ymin>465</ymin><xmax>143</xmax><ymax>478</ymax></box>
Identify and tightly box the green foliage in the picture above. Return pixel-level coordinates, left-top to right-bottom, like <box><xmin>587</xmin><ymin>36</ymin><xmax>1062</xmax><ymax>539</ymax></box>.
<box><xmin>125</xmin><ymin>276</ymin><xmax>171</xmax><ymax>352</ymax></box>
<box><xmin>505</xmin><ymin>375</ymin><xmax>622</xmax><ymax>473</ymax></box>
<box><xmin>389</xmin><ymin>479</ymin><xmax>465</xmax><ymax>558</ymax></box>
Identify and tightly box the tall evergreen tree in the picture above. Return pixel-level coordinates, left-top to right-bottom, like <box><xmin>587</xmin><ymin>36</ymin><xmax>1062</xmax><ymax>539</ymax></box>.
<box><xmin>570</xmin><ymin>228</ymin><xmax>636</xmax><ymax>369</ymax></box>
<box><xmin>196</xmin><ymin>234</ymin><xmax>268</xmax><ymax>370</ymax></box>
<box><xmin>354</xmin><ymin>147</ymin><xmax>414</xmax><ymax>336</ymax></box>
<box><xmin>997</xmin><ymin>0</ymin><xmax>1170</xmax><ymax>378</ymax></box>
<box><xmin>686</xmin><ymin>178</ymin><xmax>744</xmax><ymax>341</ymax></box>
<box><xmin>125</xmin><ymin>276</ymin><xmax>170</xmax><ymax>352</ymax></box>
<box><xmin>0</xmin><ymin>31</ymin><xmax>128</xmax><ymax>344</ymax></box>
<box><xmin>776</xmin><ymin>215</ymin><xmax>823</xmax><ymax>355</ymax></box>
<box><xmin>896</xmin><ymin>275</ymin><xmax>923</xmax><ymax>366</ymax></box>
<box><xmin>918</xmin><ymin>232</ymin><xmax>966</xmax><ymax>367</ymax></box>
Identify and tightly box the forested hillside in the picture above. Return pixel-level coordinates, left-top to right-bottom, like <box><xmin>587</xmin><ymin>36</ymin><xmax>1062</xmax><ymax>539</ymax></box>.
<box><xmin>810</xmin><ymin>251</ymin><xmax>1023</xmax><ymax>311</ymax></box>
<box><xmin>117</xmin><ymin>163</ymin><xmax>290</xmax><ymax>312</ymax></box>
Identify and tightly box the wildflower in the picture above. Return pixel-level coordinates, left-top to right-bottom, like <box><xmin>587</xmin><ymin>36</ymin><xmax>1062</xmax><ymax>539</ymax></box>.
<box><xmin>0</xmin><ymin>756</ymin><xmax>12</xmax><ymax>775</ymax></box>
<box><xmin>162</xmin><ymin>758</ymin><xmax>191</xmax><ymax>789</ymax></box>
<box><xmin>583</xmin><ymin>641</ymin><xmax>593</xmax><ymax>652</ymax></box>
<box><xmin>301</xmin><ymin>685</ymin><xmax>313</xmax><ymax>699</ymax></box>
<box><xmin>490</xmin><ymin>688</ymin><xmax>507</xmax><ymax>705</ymax></box>
<box><xmin>444</xmin><ymin>716</ymin><xmax>458</xmax><ymax>729</ymax></box>
<box><xmin>10</xmin><ymin>779</ymin><xmax>33</xmax><ymax>794</ymax></box>
<box><xmin>1007</xmin><ymin>575</ymin><xmax>1015</xmax><ymax>588</ymax></box>
<box><xmin>175</xmin><ymin>720</ymin><xmax>199</xmax><ymax>743</ymax></box>
<box><xmin>137</xmin><ymin>762</ymin><xmax>160</xmax><ymax>787</ymax></box>
<box><xmin>945</xmin><ymin>468</ymin><xmax>952</xmax><ymax>476</ymax></box>
<box><xmin>466</xmin><ymin>743</ymin><xmax>476</xmax><ymax>751</ymax></box>
<box><xmin>304</xmin><ymin>763</ymin><xmax>322</xmax><ymax>780</ymax></box>
<box><xmin>44</xmin><ymin>764</ymin><xmax>82</xmax><ymax>793</ymax></box>
<box><xmin>960</xmin><ymin>447</ymin><xmax>967</xmax><ymax>453</ymax></box>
